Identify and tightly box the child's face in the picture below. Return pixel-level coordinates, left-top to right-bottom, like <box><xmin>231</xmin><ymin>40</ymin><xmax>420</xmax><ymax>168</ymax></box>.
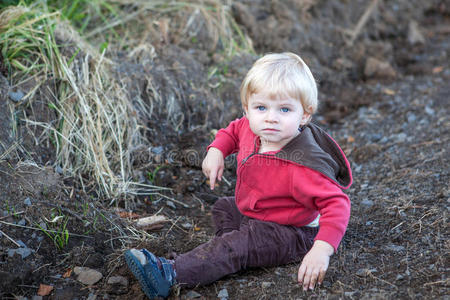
<box><xmin>245</xmin><ymin>90</ymin><xmax>310</xmax><ymax>151</ymax></box>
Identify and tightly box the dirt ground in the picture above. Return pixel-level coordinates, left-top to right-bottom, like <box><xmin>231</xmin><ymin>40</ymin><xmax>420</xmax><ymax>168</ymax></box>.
<box><xmin>0</xmin><ymin>0</ymin><xmax>449</xmax><ymax>299</ymax></box>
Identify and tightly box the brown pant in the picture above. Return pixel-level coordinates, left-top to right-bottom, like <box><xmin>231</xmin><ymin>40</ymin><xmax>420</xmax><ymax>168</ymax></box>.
<box><xmin>174</xmin><ymin>197</ymin><xmax>318</xmax><ymax>287</ymax></box>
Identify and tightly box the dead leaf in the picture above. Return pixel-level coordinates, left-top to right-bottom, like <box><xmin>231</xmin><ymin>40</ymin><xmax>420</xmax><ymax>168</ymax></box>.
<box><xmin>38</xmin><ymin>284</ymin><xmax>54</xmax><ymax>296</ymax></box>
<box><xmin>63</xmin><ymin>268</ymin><xmax>72</xmax><ymax>278</ymax></box>
<box><xmin>432</xmin><ymin>66</ymin><xmax>443</xmax><ymax>74</ymax></box>
<box><xmin>117</xmin><ymin>211</ymin><xmax>140</xmax><ymax>219</ymax></box>
<box><xmin>347</xmin><ymin>136</ymin><xmax>355</xmax><ymax>143</ymax></box>
<box><xmin>194</xmin><ymin>226</ymin><xmax>201</xmax><ymax>231</ymax></box>
<box><xmin>383</xmin><ymin>88</ymin><xmax>396</xmax><ymax>95</ymax></box>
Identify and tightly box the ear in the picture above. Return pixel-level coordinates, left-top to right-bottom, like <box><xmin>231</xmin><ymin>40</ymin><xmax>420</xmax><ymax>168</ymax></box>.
<box><xmin>300</xmin><ymin>113</ymin><xmax>311</xmax><ymax>125</ymax></box>
<box><xmin>243</xmin><ymin>105</ymin><xmax>248</xmax><ymax>115</ymax></box>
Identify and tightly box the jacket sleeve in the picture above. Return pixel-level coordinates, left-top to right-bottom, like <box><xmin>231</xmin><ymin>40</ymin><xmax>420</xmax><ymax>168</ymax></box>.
<box><xmin>207</xmin><ymin>117</ymin><xmax>244</xmax><ymax>158</ymax></box>
<box><xmin>291</xmin><ymin>167</ymin><xmax>351</xmax><ymax>252</ymax></box>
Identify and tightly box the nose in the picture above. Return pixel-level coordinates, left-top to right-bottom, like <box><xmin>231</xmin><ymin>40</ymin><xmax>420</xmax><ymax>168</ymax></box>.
<box><xmin>265</xmin><ymin>109</ymin><xmax>278</xmax><ymax>123</ymax></box>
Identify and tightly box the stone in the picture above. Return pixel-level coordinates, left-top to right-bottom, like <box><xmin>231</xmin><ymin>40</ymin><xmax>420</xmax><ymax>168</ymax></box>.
<box><xmin>185</xmin><ymin>290</ymin><xmax>202</xmax><ymax>298</ymax></box>
<box><xmin>24</xmin><ymin>198</ymin><xmax>32</xmax><ymax>206</ymax></box>
<box><xmin>217</xmin><ymin>288</ymin><xmax>228</xmax><ymax>299</ymax></box>
<box><xmin>8</xmin><ymin>247</ymin><xmax>32</xmax><ymax>259</ymax></box>
<box><xmin>364</xmin><ymin>57</ymin><xmax>397</xmax><ymax>79</ymax></box>
<box><xmin>73</xmin><ymin>267</ymin><xmax>103</xmax><ymax>285</ymax></box>
<box><xmin>408</xmin><ymin>20</ymin><xmax>425</xmax><ymax>45</ymax></box>
<box><xmin>261</xmin><ymin>281</ymin><xmax>273</xmax><ymax>288</ymax></box>
<box><xmin>107</xmin><ymin>276</ymin><xmax>128</xmax><ymax>295</ymax></box>
<box><xmin>8</xmin><ymin>90</ymin><xmax>25</xmax><ymax>103</ymax></box>
<box><xmin>361</xmin><ymin>199</ymin><xmax>374</xmax><ymax>207</ymax></box>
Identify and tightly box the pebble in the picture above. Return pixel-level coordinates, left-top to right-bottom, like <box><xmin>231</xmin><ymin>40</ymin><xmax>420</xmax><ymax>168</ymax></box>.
<box><xmin>74</xmin><ymin>267</ymin><xmax>103</xmax><ymax>285</ymax></box>
<box><xmin>166</xmin><ymin>200</ymin><xmax>176</xmax><ymax>210</ymax></box>
<box><xmin>361</xmin><ymin>199</ymin><xmax>374</xmax><ymax>207</ymax></box>
<box><xmin>261</xmin><ymin>282</ymin><xmax>273</xmax><ymax>288</ymax></box>
<box><xmin>55</xmin><ymin>165</ymin><xmax>64</xmax><ymax>175</ymax></box>
<box><xmin>369</xmin><ymin>133</ymin><xmax>382</xmax><ymax>143</ymax></box>
<box><xmin>407</xmin><ymin>113</ymin><xmax>416</xmax><ymax>123</ymax></box>
<box><xmin>394</xmin><ymin>133</ymin><xmax>407</xmax><ymax>143</ymax></box>
<box><xmin>217</xmin><ymin>288</ymin><xmax>228</xmax><ymax>299</ymax></box>
<box><xmin>182</xmin><ymin>222</ymin><xmax>193</xmax><ymax>229</ymax></box>
<box><xmin>107</xmin><ymin>276</ymin><xmax>128</xmax><ymax>287</ymax></box>
<box><xmin>8</xmin><ymin>90</ymin><xmax>25</xmax><ymax>102</ymax></box>
<box><xmin>151</xmin><ymin>146</ymin><xmax>164</xmax><ymax>154</ymax></box>
<box><xmin>424</xmin><ymin>106</ymin><xmax>435</xmax><ymax>116</ymax></box>
<box><xmin>18</xmin><ymin>219</ymin><xmax>26</xmax><ymax>226</ymax></box>
<box><xmin>185</xmin><ymin>290</ymin><xmax>202</xmax><ymax>298</ymax></box>
<box><xmin>24</xmin><ymin>197</ymin><xmax>32</xmax><ymax>206</ymax></box>
<box><xmin>107</xmin><ymin>276</ymin><xmax>128</xmax><ymax>294</ymax></box>
<box><xmin>87</xmin><ymin>293</ymin><xmax>97</xmax><ymax>300</ymax></box>
<box><xmin>8</xmin><ymin>247</ymin><xmax>32</xmax><ymax>259</ymax></box>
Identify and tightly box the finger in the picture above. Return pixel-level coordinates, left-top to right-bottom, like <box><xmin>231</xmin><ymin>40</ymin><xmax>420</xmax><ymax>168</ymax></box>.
<box><xmin>317</xmin><ymin>268</ymin><xmax>326</xmax><ymax>286</ymax></box>
<box><xmin>209</xmin><ymin>170</ymin><xmax>217</xmax><ymax>190</ymax></box>
<box><xmin>309</xmin><ymin>271</ymin><xmax>318</xmax><ymax>290</ymax></box>
<box><xmin>303</xmin><ymin>268</ymin><xmax>312</xmax><ymax>291</ymax></box>
<box><xmin>297</xmin><ymin>263</ymin><xmax>306</xmax><ymax>284</ymax></box>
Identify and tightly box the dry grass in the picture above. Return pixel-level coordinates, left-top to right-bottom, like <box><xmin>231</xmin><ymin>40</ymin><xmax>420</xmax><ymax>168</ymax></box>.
<box><xmin>0</xmin><ymin>5</ymin><xmax>158</xmax><ymax>199</ymax></box>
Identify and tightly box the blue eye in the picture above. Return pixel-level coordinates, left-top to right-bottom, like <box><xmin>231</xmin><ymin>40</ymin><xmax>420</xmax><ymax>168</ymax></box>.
<box><xmin>257</xmin><ymin>106</ymin><xmax>266</xmax><ymax>111</ymax></box>
<box><xmin>281</xmin><ymin>107</ymin><xmax>290</xmax><ymax>112</ymax></box>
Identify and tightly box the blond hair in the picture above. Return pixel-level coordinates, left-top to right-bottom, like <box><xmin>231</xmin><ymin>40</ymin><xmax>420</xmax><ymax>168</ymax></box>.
<box><xmin>240</xmin><ymin>52</ymin><xmax>318</xmax><ymax>114</ymax></box>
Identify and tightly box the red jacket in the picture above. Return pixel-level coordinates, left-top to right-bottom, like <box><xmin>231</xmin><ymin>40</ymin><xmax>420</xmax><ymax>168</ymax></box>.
<box><xmin>209</xmin><ymin>117</ymin><xmax>352</xmax><ymax>251</ymax></box>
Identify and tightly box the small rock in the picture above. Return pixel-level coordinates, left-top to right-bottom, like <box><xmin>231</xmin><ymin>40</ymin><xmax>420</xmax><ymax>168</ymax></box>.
<box><xmin>107</xmin><ymin>276</ymin><xmax>128</xmax><ymax>295</ymax></box>
<box><xmin>17</xmin><ymin>240</ymin><xmax>26</xmax><ymax>247</ymax></box>
<box><xmin>55</xmin><ymin>165</ymin><xmax>64</xmax><ymax>175</ymax></box>
<box><xmin>396</xmin><ymin>274</ymin><xmax>405</xmax><ymax>280</ymax></box>
<box><xmin>151</xmin><ymin>146</ymin><xmax>164</xmax><ymax>154</ymax></box>
<box><xmin>166</xmin><ymin>200</ymin><xmax>176</xmax><ymax>210</ymax></box>
<box><xmin>361</xmin><ymin>199</ymin><xmax>374</xmax><ymax>207</ymax></box>
<box><xmin>217</xmin><ymin>288</ymin><xmax>228</xmax><ymax>299</ymax></box>
<box><xmin>39</xmin><ymin>222</ymin><xmax>47</xmax><ymax>230</ymax></box>
<box><xmin>394</xmin><ymin>133</ymin><xmax>407</xmax><ymax>143</ymax></box>
<box><xmin>407</xmin><ymin>113</ymin><xmax>416</xmax><ymax>123</ymax></box>
<box><xmin>18</xmin><ymin>219</ymin><xmax>26</xmax><ymax>226</ymax></box>
<box><xmin>107</xmin><ymin>276</ymin><xmax>128</xmax><ymax>287</ymax></box>
<box><xmin>364</xmin><ymin>57</ymin><xmax>397</xmax><ymax>79</ymax></box>
<box><xmin>182</xmin><ymin>222</ymin><xmax>193</xmax><ymax>229</ymax></box>
<box><xmin>8</xmin><ymin>247</ymin><xmax>32</xmax><ymax>259</ymax></box>
<box><xmin>185</xmin><ymin>290</ymin><xmax>202</xmax><ymax>298</ymax></box>
<box><xmin>73</xmin><ymin>267</ymin><xmax>103</xmax><ymax>285</ymax></box>
<box><xmin>24</xmin><ymin>197</ymin><xmax>32</xmax><ymax>206</ymax></box>
<box><xmin>345</xmin><ymin>292</ymin><xmax>356</xmax><ymax>297</ymax></box>
<box><xmin>369</xmin><ymin>133</ymin><xmax>382</xmax><ymax>143</ymax></box>
<box><xmin>425</xmin><ymin>106</ymin><xmax>435</xmax><ymax>116</ymax></box>
<box><xmin>365</xmin><ymin>221</ymin><xmax>373</xmax><ymax>226</ymax></box>
<box><xmin>87</xmin><ymin>293</ymin><xmax>97</xmax><ymax>300</ymax></box>
<box><xmin>8</xmin><ymin>90</ymin><xmax>25</xmax><ymax>102</ymax></box>
<box><xmin>261</xmin><ymin>282</ymin><xmax>273</xmax><ymax>288</ymax></box>
<box><xmin>408</xmin><ymin>20</ymin><xmax>425</xmax><ymax>45</ymax></box>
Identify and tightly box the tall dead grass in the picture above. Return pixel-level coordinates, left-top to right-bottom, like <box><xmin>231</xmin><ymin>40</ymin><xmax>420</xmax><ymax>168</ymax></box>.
<box><xmin>0</xmin><ymin>6</ymin><xmax>161</xmax><ymax>199</ymax></box>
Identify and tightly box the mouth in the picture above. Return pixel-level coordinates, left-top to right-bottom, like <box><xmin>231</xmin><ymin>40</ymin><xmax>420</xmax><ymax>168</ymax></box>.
<box><xmin>262</xmin><ymin>128</ymin><xmax>279</xmax><ymax>132</ymax></box>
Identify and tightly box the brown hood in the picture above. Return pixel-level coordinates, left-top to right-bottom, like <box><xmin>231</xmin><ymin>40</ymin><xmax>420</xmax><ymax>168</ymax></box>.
<box><xmin>275</xmin><ymin>123</ymin><xmax>352</xmax><ymax>189</ymax></box>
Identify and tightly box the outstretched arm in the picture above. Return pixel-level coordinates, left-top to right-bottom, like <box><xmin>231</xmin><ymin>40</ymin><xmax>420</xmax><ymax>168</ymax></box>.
<box><xmin>297</xmin><ymin>240</ymin><xmax>334</xmax><ymax>290</ymax></box>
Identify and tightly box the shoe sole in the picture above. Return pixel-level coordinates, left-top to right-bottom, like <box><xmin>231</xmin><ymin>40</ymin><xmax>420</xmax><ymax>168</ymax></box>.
<box><xmin>125</xmin><ymin>250</ymin><xmax>158</xmax><ymax>299</ymax></box>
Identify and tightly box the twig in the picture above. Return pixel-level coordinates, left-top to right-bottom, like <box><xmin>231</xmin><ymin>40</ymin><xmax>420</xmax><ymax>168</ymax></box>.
<box><xmin>423</xmin><ymin>279</ymin><xmax>449</xmax><ymax>287</ymax></box>
<box><xmin>0</xmin><ymin>211</ymin><xmax>25</xmax><ymax>220</ymax></box>
<box><xmin>156</xmin><ymin>193</ymin><xmax>190</xmax><ymax>208</ymax></box>
<box><xmin>0</xmin><ymin>221</ymin><xmax>93</xmax><ymax>238</ymax></box>
<box><xmin>192</xmin><ymin>194</ymin><xmax>205</xmax><ymax>212</ymax></box>
<box><xmin>0</xmin><ymin>228</ymin><xmax>21</xmax><ymax>247</ymax></box>
<box><xmin>344</xmin><ymin>0</ymin><xmax>380</xmax><ymax>46</ymax></box>
<box><xmin>221</xmin><ymin>175</ymin><xmax>232</xmax><ymax>187</ymax></box>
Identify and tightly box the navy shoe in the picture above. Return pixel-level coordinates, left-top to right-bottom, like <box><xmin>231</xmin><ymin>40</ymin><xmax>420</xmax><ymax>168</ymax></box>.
<box><xmin>125</xmin><ymin>249</ymin><xmax>175</xmax><ymax>299</ymax></box>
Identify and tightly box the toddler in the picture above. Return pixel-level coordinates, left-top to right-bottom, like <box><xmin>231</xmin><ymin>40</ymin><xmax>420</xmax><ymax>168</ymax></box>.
<box><xmin>125</xmin><ymin>52</ymin><xmax>352</xmax><ymax>299</ymax></box>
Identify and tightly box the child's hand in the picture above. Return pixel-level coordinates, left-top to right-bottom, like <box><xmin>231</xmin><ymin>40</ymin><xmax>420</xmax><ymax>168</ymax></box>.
<box><xmin>298</xmin><ymin>240</ymin><xmax>334</xmax><ymax>291</ymax></box>
<box><xmin>202</xmin><ymin>147</ymin><xmax>224</xmax><ymax>190</ymax></box>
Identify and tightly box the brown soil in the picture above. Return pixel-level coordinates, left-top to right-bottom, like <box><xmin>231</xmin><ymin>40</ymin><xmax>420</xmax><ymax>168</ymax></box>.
<box><xmin>1</xmin><ymin>0</ymin><xmax>449</xmax><ymax>299</ymax></box>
